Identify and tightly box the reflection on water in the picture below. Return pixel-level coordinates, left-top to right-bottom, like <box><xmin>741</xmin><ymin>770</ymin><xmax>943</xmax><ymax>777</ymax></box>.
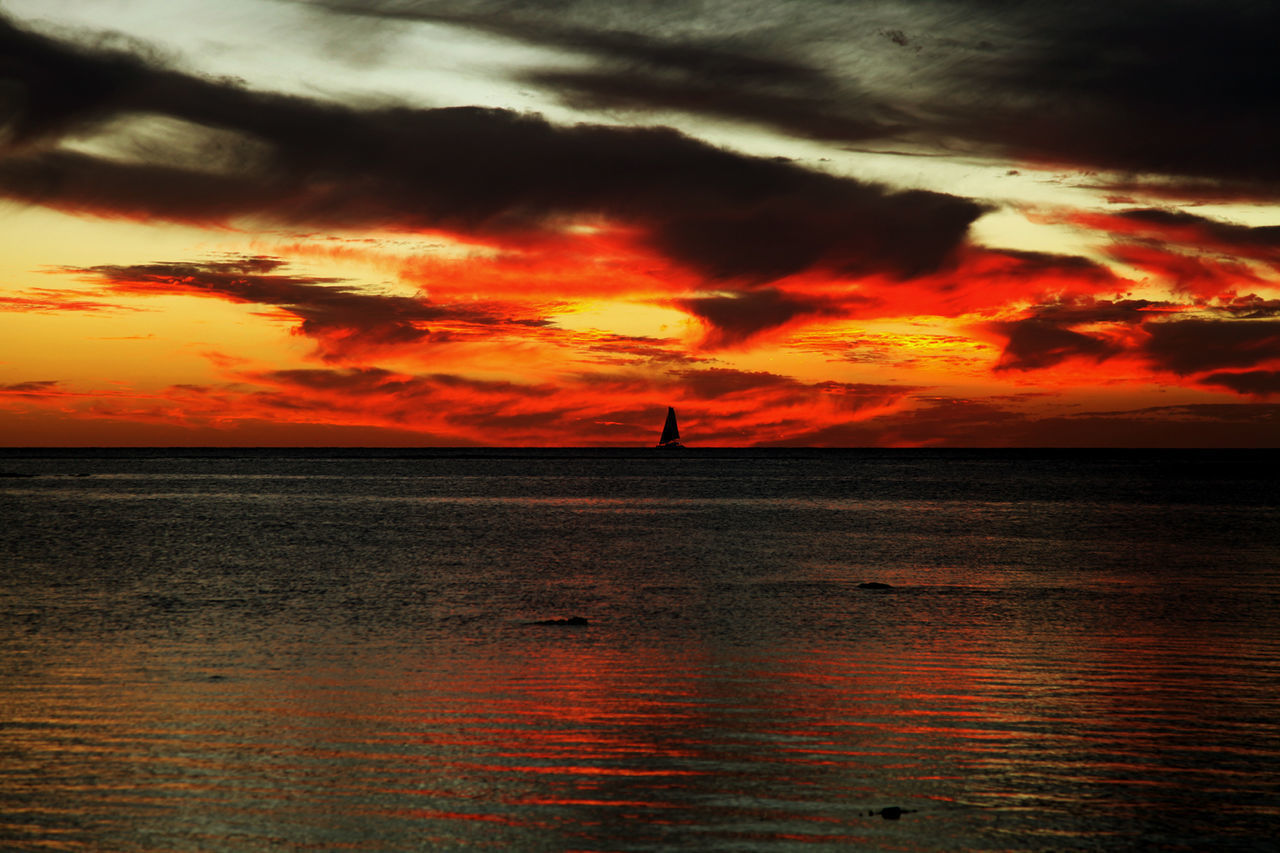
<box><xmin>2</xmin><ymin>450</ymin><xmax>1279</xmax><ymax>850</ymax></box>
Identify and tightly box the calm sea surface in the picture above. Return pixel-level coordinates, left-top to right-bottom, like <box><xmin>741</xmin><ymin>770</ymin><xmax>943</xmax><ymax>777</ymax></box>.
<box><xmin>2</xmin><ymin>449</ymin><xmax>1278</xmax><ymax>851</ymax></box>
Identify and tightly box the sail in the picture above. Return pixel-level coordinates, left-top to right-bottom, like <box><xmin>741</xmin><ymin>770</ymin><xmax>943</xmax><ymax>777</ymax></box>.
<box><xmin>657</xmin><ymin>406</ymin><xmax>682</xmax><ymax>447</ymax></box>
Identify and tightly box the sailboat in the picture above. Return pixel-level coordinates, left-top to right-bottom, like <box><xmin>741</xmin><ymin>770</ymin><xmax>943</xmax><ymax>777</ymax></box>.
<box><xmin>656</xmin><ymin>406</ymin><xmax>684</xmax><ymax>448</ymax></box>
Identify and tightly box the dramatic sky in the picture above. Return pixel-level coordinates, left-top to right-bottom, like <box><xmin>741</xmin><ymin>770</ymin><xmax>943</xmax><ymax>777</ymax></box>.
<box><xmin>3</xmin><ymin>0</ymin><xmax>1279</xmax><ymax>446</ymax></box>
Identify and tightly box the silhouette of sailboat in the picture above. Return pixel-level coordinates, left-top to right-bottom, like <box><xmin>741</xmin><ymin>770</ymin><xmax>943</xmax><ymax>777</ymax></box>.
<box><xmin>656</xmin><ymin>406</ymin><xmax>684</xmax><ymax>448</ymax></box>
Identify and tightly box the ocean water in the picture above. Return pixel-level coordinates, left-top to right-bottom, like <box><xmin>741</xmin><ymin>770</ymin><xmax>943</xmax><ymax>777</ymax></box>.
<box><xmin>2</xmin><ymin>448</ymin><xmax>1278</xmax><ymax>851</ymax></box>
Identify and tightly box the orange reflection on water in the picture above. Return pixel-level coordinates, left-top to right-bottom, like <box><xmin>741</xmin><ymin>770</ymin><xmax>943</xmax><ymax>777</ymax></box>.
<box><xmin>25</xmin><ymin>598</ymin><xmax>1268</xmax><ymax>851</ymax></box>
<box><xmin>355</xmin><ymin>805</ymin><xmax>542</xmax><ymax>828</ymax></box>
<box><xmin>399</xmin><ymin>643</ymin><xmax>712</xmax><ymax>777</ymax></box>
<box><xmin>457</xmin><ymin>763</ymin><xmax>705</xmax><ymax>777</ymax></box>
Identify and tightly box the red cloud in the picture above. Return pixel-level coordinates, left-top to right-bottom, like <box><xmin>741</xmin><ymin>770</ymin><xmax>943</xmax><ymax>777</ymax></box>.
<box><xmin>8</xmin><ymin>364</ymin><xmax>1280</xmax><ymax>446</ymax></box>
<box><xmin>1075</xmin><ymin>208</ymin><xmax>1280</xmax><ymax>263</ymax></box>
<box><xmin>393</xmin><ymin>226</ymin><xmax>704</xmax><ymax>301</ymax></box>
<box><xmin>1107</xmin><ymin>243</ymin><xmax>1265</xmax><ymax>299</ymax></box>
<box><xmin>238</xmin><ymin>365</ymin><xmax>922</xmax><ymax>445</ymax></box>
<box><xmin>1053</xmin><ymin>208</ymin><xmax>1280</xmax><ymax>300</ymax></box>
<box><xmin>986</xmin><ymin>297</ymin><xmax>1177</xmax><ymax>372</ymax></box>
<box><xmin>835</xmin><ymin>246</ymin><xmax>1125</xmax><ymax>320</ymax></box>
<box><xmin>573</xmin><ymin>333</ymin><xmax>705</xmax><ymax>365</ymax></box>
<box><xmin>0</xmin><ymin>288</ymin><xmax>145</xmax><ymax>313</ymax></box>
<box><xmin>648</xmin><ymin>245</ymin><xmax>1127</xmax><ymax>351</ymax></box>
<box><xmin>63</xmin><ymin>256</ymin><xmax>552</xmax><ymax>361</ymax></box>
<box><xmin>976</xmin><ymin>295</ymin><xmax>1280</xmax><ymax>398</ymax></box>
<box><xmin>0</xmin><ymin>363</ymin><xmax>923</xmax><ymax>446</ymax></box>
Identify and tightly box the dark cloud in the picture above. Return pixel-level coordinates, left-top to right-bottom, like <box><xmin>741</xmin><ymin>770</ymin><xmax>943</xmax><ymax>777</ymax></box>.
<box><xmin>989</xmin><ymin>297</ymin><xmax>1170</xmax><ymax>372</ymax></box>
<box><xmin>0</xmin><ymin>15</ymin><xmax>157</xmax><ymax>149</ymax></box>
<box><xmin>1070</xmin><ymin>208</ymin><xmax>1280</xmax><ymax>275</ymax></box>
<box><xmin>529</xmin><ymin>69</ymin><xmax>892</xmax><ymax>144</ymax></box>
<box><xmin>1200</xmin><ymin>370</ymin><xmax>1280</xmax><ymax>397</ymax></box>
<box><xmin>1214</xmin><ymin>295</ymin><xmax>1280</xmax><ymax>319</ymax></box>
<box><xmin>309</xmin><ymin>0</ymin><xmax>827</xmax><ymax>88</ymax></box>
<box><xmin>988</xmin><ymin>301</ymin><xmax>1280</xmax><ymax>384</ymax></box>
<box><xmin>0</xmin><ymin>149</ymin><xmax>283</xmax><ymax>222</ymax></box>
<box><xmin>1116</xmin><ymin>209</ymin><xmax>1280</xmax><ymax>255</ymax></box>
<box><xmin>0</xmin><ymin>380</ymin><xmax>62</xmax><ymax>394</ymax></box>
<box><xmin>933</xmin><ymin>0</ymin><xmax>1280</xmax><ymax>192</ymax></box>
<box><xmin>259</xmin><ymin>366</ymin><xmax>434</xmax><ymax>395</ymax></box>
<box><xmin>667</xmin><ymin>366</ymin><xmax>918</xmax><ymax>405</ymax></box>
<box><xmin>1025</xmin><ymin>297</ymin><xmax>1176</xmax><ymax>326</ymax></box>
<box><xmin>304</xmin><ymin>0</ymin><xmax>901</xmax><ymax>144</ymax></box>
<box><xmin>677</xmin><ymin>288</ymin><xmax>847</xmax><ymax>346</ymax></box>
<box><xmin>252</xmin><ymin>367</ymin><xmax>572</xmax><ymax>432</ymax></box>
<box><xmin>1143</xmin><ymin>319</ymin><xmax>1280</xmax><ymax>375</ymax></box>
<box><xmin>0</xmin><ymin>12</ymin><xmax>983</xmax><ymax>285</ymax></box>
<box><xmin>303</xmin><ymin>0</ymin><xmax>1280</xmax><ymax>195</ymax></box>
<box><xmin>70</xmin><ymin>256</ymin><xmax>547</xmax><ymax>360</ymax></box>
<box><xmin>669</xmin><ymin>367</ymin><xmax>798</xmax><ymax>400</ymax></box>
<box><xmin>656</xmin><ymin>184</ymin><xmax>983</xmax><ymax>283</ymax></box>
<box><xmin>1076</xmin><ymin>178</ymin><xmax>1275</xmax><ymax>205</ymax></box>
<box><xmin>443</xmin><ymin>404</ymin><xmax>579</xmax><ymax>433</ymax></box>
<box><xmin>580</xmin><ymin>334</ymin><xmax>705</xmax><ymax>364</ymax></box>
<box><xmin>984</xmin><ymin>249</ymin><xmax>1116</xmax><ymax>280</ymax></box>
<box><xmin>992</xmin><ymin>319</ymin><xmax>1119</xmax><ymax>371</ymax></box>
<box><xmin>251</xmin><ymin>367</ymin><xmax>676</xmax><ymax>441</ymax></box>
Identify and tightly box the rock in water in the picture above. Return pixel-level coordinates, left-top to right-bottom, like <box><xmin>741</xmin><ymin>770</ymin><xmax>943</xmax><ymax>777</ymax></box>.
<box><xmin>870</xmin><ymin>806</ymin><xmax>914</xmax><ymax>820</ymax></box>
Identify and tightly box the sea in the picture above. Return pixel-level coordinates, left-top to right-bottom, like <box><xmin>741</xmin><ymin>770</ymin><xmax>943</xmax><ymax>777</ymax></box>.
<box><xmin>1</xmin><ymin>448</ymin><xmax>1278</xmax><ymax>851</ymax></box>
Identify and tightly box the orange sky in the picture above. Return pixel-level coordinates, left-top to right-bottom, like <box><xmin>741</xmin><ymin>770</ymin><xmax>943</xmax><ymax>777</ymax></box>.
<box><xmin>2</xmin><ymin>2</ymin><xmax>1279</xmax><ymax>446</ymax></box>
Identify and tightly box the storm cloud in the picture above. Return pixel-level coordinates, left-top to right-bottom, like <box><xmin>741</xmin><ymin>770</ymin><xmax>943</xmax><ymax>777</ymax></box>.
<box><xmin>303</xmin><ymin>0</ymin><xmax>1280</xmax><ymax>196</ymax></box>
<box><xmin>0</xmin><ymin>13</ymin><xmax>984</xmax><ymax>286</ymax></box>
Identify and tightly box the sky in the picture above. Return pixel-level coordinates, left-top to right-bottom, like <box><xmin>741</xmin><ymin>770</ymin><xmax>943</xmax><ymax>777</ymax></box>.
<box><xmin>2</xmin><ymin>0</ymin><xmax>1279</xmax><ymax>446</ymax></box>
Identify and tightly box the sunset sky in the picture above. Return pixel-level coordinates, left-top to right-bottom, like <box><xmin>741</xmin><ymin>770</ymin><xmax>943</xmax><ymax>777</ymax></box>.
<box><xmin>3</xmin><ymin>0</ymin><xmax>1279</xmax><ymax>446</ymax></box>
